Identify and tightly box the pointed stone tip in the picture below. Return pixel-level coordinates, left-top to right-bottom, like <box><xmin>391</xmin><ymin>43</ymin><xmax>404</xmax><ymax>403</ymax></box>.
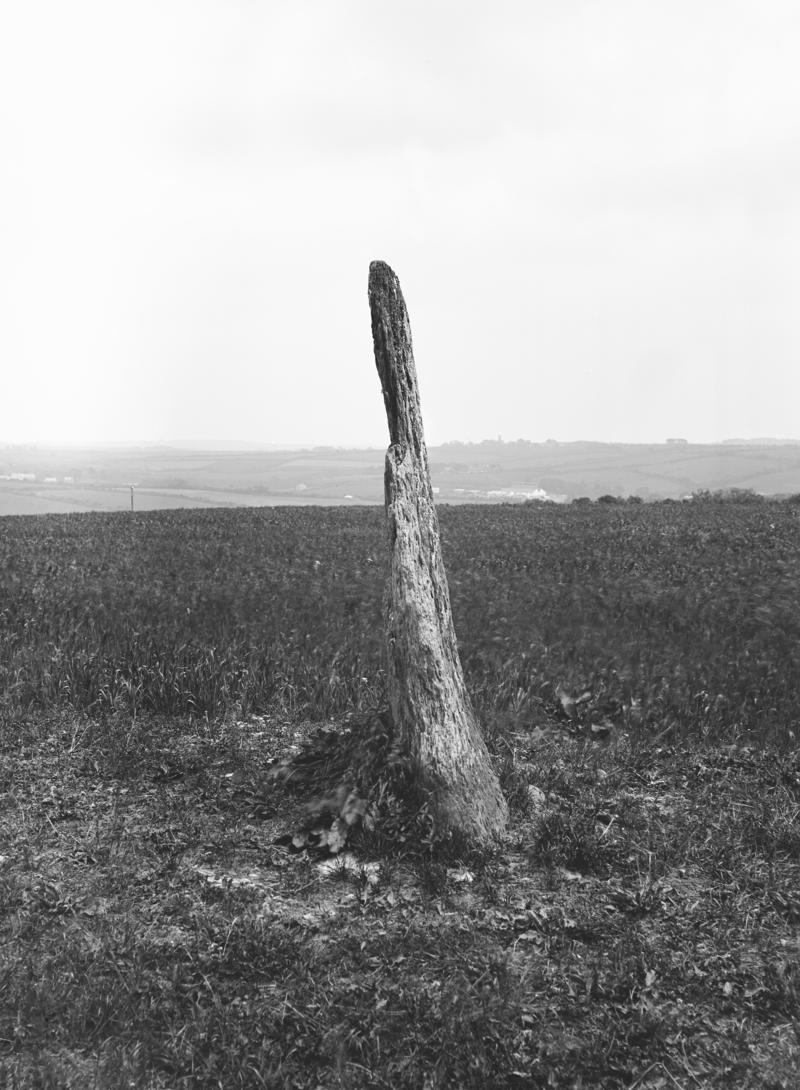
<box><xmin>369</xmin><ymin>260</ymin><xmax>397</xmax><ymax>290</ymax></box>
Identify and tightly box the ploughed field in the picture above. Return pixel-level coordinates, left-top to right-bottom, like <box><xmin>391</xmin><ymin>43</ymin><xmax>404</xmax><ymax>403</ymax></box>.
<box><xmin>1</xmin><ymin>501</ymin><xmax>799</xmax><ymax>1088</ymax></box>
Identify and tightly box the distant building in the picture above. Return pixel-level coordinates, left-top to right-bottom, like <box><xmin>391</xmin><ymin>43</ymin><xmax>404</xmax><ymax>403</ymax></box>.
<box><xmin>10</xmin><ymin>472</ymin><xmax>35</xmax><ymax>481</ymax></box>
<box><xmin>665</xmin><ymin>438</ymin><xmax>688</xmax><ymax>445</ymax></box>
<box><xmin>44</xmin><ymin>477</ymin><xmax>57</xmax><ymax>484</ymax></box>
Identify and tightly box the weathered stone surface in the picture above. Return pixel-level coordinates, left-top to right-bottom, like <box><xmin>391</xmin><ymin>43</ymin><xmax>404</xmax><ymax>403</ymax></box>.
<box><xmin>369</xmin><ymin>260</ymin><xmax>508</xmax><ymax>843</ymax></box>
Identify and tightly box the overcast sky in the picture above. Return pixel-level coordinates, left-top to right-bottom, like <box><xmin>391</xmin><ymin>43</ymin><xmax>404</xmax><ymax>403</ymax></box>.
<box><xmin>2</xmin><ymin>0</ymin><xmax>799</xmax><ymax>446</ymax></box>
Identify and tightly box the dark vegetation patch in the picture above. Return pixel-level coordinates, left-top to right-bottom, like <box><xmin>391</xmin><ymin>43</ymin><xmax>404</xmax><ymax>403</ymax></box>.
<box><xmin>1</xmin><ymin>500</ymin><xmax>799</xmax><ymax>1086</ymax></box>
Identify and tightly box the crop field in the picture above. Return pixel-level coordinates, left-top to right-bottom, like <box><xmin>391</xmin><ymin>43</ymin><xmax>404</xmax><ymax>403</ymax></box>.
<box><xmin>3</xmin><ymin>499</ymin><xmax>800</xmax><ymax>737</ymax></box>
<box><xmin>1</xmin><ymin>499</ymin><xmax>799</xmax><ymax>1088</ymax></box>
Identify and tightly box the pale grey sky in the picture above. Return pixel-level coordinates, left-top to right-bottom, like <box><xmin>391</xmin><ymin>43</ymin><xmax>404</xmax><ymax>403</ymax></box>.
<box><xmin>2</xmin><ymin>0</ymin><xmax>799</xmax><ymax>446</ymax></box>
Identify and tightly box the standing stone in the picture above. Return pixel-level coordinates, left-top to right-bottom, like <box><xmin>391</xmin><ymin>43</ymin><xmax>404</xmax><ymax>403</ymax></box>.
<box><xmin>368</xmin><ymin>260</ymin><xmax>508</xmax><ymax>844</ymax></box>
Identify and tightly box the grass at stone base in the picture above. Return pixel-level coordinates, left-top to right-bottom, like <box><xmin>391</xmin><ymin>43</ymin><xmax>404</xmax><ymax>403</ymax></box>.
<box><xmin>1</xmin><ymin>712</ymin><xmax>799</xmax><ymax>1090</ymax></box>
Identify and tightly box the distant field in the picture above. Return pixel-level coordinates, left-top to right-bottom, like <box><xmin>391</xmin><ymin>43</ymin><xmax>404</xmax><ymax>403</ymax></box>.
<box><xmin>0</xmin><ymin>485</ymin><xmax>370</xmax><ymax>516</ymax></box>
<box><xmin>0</xmin><ymin>486</ymin><xmax>215</xmax><ymax>516</ymax></box>
<box><xmin>0</xmin><ymin>490</ymin><xmax>88</xmax><ymax>516</ymax></box>
<box><xmin>3</xmin><ymin>440</ymin><xmax>800</xmax><ymax>515</ymax></box>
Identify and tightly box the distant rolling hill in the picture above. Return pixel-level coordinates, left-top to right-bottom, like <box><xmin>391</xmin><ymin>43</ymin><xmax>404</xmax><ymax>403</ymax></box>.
<box><xmin>2</xmin><ymin>441</ymin><xmax>800</xmax><ymax>515</ymax></box>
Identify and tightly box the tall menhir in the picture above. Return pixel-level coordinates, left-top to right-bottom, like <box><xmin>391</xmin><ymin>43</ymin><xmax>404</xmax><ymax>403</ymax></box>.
<box><xmin>368</xmin><ymin>260</ymin><xmax>508</xmax><ymax>844</ymax></box>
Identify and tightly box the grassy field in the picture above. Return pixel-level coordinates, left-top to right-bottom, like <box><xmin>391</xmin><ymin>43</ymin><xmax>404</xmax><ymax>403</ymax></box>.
<box><xmin>1</xmin><ymin>500</ymin><xmax>799</xmax><ymax>1087</ymax></box>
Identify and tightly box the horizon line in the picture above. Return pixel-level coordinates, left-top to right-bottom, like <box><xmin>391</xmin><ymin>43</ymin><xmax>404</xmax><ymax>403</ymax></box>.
<box><xmin>2</xmin><ymin>436</ymin><xmax>800</xmax><ymax>451</ymax></box>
